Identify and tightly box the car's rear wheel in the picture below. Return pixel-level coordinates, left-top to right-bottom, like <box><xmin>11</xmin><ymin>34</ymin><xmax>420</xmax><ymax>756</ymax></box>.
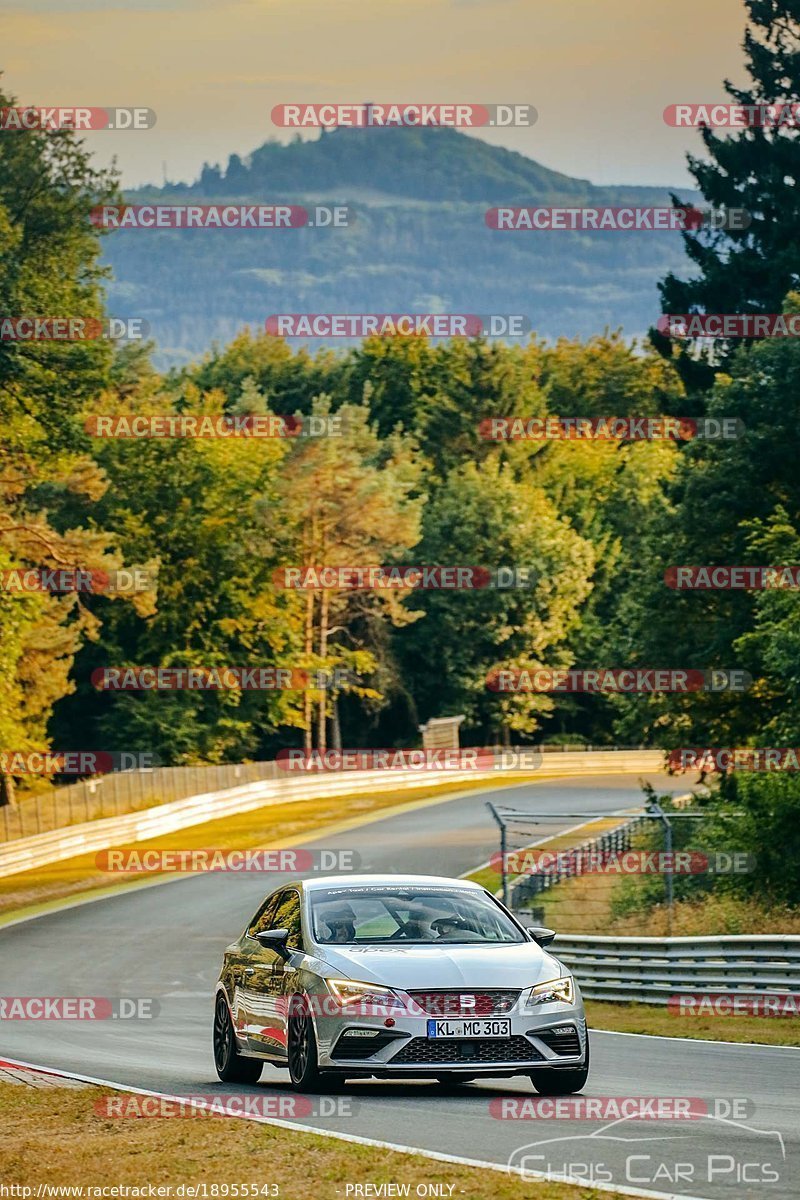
<box><xmin>213</xmin><ymin>993</ymin><xmax>263</xmax><ymax>1084</ymax></box>
<box><xmin>287</xmin><ymin>996</ymin><xmax>325</xmax><ymax>1092</ymax></box>
<box><xmin>529</xmin><ymin>1038</ymin><xmax>589</xmax><ymax>1095</ymax></box>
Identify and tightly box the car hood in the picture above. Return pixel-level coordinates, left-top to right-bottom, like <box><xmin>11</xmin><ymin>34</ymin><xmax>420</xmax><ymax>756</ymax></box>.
<box><xmin>312</xmin><ymin>941</ymin><xmax>565</xmax><ymax>990</ymax></box>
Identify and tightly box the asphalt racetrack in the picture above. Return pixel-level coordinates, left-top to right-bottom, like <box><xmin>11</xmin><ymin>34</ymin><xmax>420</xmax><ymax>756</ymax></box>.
<box><xmin>1</xmin><ymin>771</ymin><xmax>797</xmax><ymax>1200</ymax></box>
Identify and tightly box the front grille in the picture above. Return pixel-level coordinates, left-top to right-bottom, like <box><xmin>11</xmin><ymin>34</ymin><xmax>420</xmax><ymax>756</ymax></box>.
<box><xmin>534</xmin><ymin>1026</ymin><xmax>581</xmax><ymax>1056</ymax></box>
<box><xmin>407</xmin><ymin>989</ymin><xmax>520</xmax><ymax>1016</ymax></box>
<box><xmin>392</xmin><ymin>1036</ymin><xmax>542</xmax><ymax>1065</ymax></box>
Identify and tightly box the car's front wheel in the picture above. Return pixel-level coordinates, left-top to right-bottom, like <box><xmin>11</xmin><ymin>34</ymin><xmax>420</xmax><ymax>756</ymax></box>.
<box><xmin>529</xmin><ymin>1038</ymin><xmax>589</xmax><ymax>1095</ymax></box>
<box><xmin>287</xmin><ymin>996</ymin><xmax>326</xmax><ymax>1092</ymax></box>
<box><xmin>213</xmin><ymin>993</ymin><xmax>263</xmax><ymax>1084</ymax></box>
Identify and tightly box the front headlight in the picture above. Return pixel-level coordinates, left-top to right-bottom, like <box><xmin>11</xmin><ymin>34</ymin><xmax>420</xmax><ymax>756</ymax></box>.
<box><xmin>326</xmin><ymin>978</ymin><xmax>405</xmax><ymax>1010</ymax></box>
<box><xmin>524</xmin><ymin>975</ymin><xmax>575</xmax><ymax>1006</ymax></box>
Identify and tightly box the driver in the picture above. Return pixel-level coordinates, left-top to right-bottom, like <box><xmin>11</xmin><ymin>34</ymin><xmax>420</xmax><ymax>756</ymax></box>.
<box><xmin>323</xmin><ymin>910</ymin><xmax>356</xmax><ymax>943</ymax></box>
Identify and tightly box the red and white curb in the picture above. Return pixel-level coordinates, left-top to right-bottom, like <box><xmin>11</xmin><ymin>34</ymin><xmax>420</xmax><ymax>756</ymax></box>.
<box><xmin>0</xmin><ymin>1056</ymin><xmax>87</xmax><ymax>1088</ymax></box>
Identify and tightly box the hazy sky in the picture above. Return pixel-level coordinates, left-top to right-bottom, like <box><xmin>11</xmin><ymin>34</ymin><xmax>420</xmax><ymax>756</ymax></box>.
<box><xmin>1</xmin><ymin>0</ymin><xmax>750</xmax><ymax>190</ymax></box>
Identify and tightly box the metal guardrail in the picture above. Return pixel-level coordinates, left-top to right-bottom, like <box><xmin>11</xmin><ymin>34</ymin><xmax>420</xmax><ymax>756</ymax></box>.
<box><xmin>0</xmin><ymin>749</ymin><xmax>664</xmax><ymax>879</ymax></box>
<box><xmin>0</xmin><ymin>748</ymin><xmax>663</xmax><ymax>845</ymax></box>
<box><xmin>0</xmin><ymin>767</ymin><xmax>481</xmax><ymax>880</ymax></box>
<box><xmin>553</xmin><ymin>934</ymin><xmax>800</xmax><ymax>1003</ymax></box>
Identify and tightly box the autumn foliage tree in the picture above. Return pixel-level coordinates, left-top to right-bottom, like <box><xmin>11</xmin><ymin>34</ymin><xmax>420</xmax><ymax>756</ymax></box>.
<box><xmin>0</xmin><ymin>84</ymin><xmax>144</xmax><ymax>803</ymax></box>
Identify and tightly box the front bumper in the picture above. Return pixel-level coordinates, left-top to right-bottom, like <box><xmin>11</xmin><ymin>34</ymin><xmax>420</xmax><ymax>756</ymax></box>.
<box><xmin>314</xmin><ymin>998</ymin><xmax>587</xmax><ymax>1075</ymax></box>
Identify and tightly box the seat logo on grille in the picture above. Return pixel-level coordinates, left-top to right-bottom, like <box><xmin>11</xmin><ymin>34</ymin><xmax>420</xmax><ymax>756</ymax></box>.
<box><xmin>461</xmin><ymin>994</ymin><xmax>476</xmax><ymax>1008</ymax></box>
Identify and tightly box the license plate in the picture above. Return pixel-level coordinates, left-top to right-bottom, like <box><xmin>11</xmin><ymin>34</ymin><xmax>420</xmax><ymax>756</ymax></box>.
<box><xmin>426</xmin><ymin>1018</ymin><xmax>511</xmax><ymax>1038</ymax></box>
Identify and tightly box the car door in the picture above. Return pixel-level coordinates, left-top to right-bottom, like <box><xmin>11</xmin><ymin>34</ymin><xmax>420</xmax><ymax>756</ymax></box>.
<box><xmin>234</xmin><ymin>891</ymin><xmax>281</xmax><ymax>1045</ymax></box>
<box><xmin>245</xmin><ymin>888</ymin><xmax>305</xmax><ymax>1057</ymax></box>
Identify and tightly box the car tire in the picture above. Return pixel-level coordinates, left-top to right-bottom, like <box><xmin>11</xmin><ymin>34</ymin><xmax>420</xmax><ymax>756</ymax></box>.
<box><xmin>213</xmin><ymin>993</ymin><xmax>263</xmax><ymax>1084</ymax></box>
<box><xmin>287</xmin><ymin>995</ymin><xmax>326</xmax><ymax>1092</ymax></box>
<box><xmin>529</xmin><ymin>1037</ymin><xmax>590</xmax><ymax>1095</ymax></box>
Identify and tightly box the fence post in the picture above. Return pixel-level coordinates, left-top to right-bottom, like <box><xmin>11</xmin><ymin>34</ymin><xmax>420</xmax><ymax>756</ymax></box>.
<box><xmin>664</xmin><ymin>818</ymin><xmax>674</xmax><ymax>936</ymax></box>
<box><xmin>645</xmin><ymin>800</ymin><xmax>674</xmax><ymax>936</ymax></box>
<box><xmin>485</xmin><ymin>802</ymin><xmax>508</xmax><ymax>906</ymax></box>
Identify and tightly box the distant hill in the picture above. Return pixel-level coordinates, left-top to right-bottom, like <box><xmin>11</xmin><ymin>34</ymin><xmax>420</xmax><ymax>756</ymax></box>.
<box><xmin>104</xmin><ymin>126</ymin><xmax>697</xmax><ymax>366</ymax></box>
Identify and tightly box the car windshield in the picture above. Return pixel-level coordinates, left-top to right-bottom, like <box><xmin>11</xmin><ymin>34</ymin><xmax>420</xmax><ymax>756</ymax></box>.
<box><xmin>309</xmin><ymin>886</ymin><xmax>525</xmax><ymax>945</ymax></box>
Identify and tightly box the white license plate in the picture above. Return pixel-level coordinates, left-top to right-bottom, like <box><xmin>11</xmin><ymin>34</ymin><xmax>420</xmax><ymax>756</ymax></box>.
<box><xmin>426</xmin><ymin>1018</ymin><xmax>510</xmax><ymax>1039</ymax></box>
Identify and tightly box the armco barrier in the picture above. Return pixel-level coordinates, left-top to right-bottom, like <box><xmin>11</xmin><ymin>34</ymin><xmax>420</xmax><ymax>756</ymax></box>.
<box><xmin>553</xmin><ymin>933</ymin><xmax>800</xmax><ymax>1004</ymax></box>
<box><xmin>0</xmin><ymin>743</ymin><xmax>656</xmax><ymax>844</ymax></box>
<box><xmin>0</xmin><ymin>749</ymin><xmax>662</xmax><ymax>879</ymax></box>
<box><xmin>0</xmin><ymin>761</ymin><xmax>281</xmax><ymax>842</ymax></box>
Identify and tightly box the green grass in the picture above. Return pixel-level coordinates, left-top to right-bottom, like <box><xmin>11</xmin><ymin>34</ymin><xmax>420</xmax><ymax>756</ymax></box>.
<box><xmin>586</xmin><ymin>999</ymin><xmax>800</xmax><ymax>1046</ymax></box>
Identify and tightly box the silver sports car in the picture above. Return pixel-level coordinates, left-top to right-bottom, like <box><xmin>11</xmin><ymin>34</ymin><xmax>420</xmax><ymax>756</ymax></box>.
<box><xmin>213</xmin><ymin>873</ymin><xmax>588</xmax><ymax>1092</ymax></box>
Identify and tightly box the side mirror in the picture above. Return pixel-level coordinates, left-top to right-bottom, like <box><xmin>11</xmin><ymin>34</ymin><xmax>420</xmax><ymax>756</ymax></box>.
<box><xmin>527</xmin><ymin>926</ymin><xmax>556</xmax><ymax>947</ymax></box>
<box><xmin>255</xmin><ymin>927</ymin><xmax>290</xmax><ymax>954</ymax></box>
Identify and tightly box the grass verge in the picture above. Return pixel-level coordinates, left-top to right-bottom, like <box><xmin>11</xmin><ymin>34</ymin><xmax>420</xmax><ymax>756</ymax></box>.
<box><xmin>0</xmin><ymin>1083</ymin><xmax>606</xmax><ymax>1200</ymax></box>
<box><xmin>585</xmin><ymin>999</ymin><xmax>800</xmax><ymax>1046</ymax></box>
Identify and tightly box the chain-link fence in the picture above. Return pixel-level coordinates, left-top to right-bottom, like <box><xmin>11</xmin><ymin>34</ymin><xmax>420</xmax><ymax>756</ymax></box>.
<box><xmin>485</xmin><ymin>799</ymin><xmax>748</xmax><ymax>936</ymax></box>
<box><xmin>510</xmin><ymin>815</ymin><xmax>647</xmax><ymax>908</ymax></box>
<box><xmin>0</xmin><ymin>761</ymin><xmax>281</xmax><ymax>842</ymax></box>
<box><xmin>0</xmin><ymin>743</ymin><xmax>655</xmax><ymax>845</ymax></box>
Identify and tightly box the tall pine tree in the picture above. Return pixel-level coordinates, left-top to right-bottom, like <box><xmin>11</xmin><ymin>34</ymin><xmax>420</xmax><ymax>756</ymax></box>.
<box><xmin>655</xmin><ymin>1</ymin><xmax>800</xmax><ymax>397</ymax></box>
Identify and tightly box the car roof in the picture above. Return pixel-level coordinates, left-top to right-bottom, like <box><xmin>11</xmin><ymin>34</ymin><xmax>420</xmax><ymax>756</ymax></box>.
<box><xmin>299</xmin><ymin>873</ymin><xmax>484</xmax><ymax>892</ymax></box>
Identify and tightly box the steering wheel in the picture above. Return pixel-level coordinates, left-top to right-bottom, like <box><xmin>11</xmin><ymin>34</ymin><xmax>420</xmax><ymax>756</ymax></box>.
<box><xmin>431</xmin><ymin>916</ymin><xmax>467</xmax><ymax>936</ymax></box>
<box><xmin>389</xmin><ymin>920</ymin><xmax>426</xmax><ymax>940</ymax></box>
